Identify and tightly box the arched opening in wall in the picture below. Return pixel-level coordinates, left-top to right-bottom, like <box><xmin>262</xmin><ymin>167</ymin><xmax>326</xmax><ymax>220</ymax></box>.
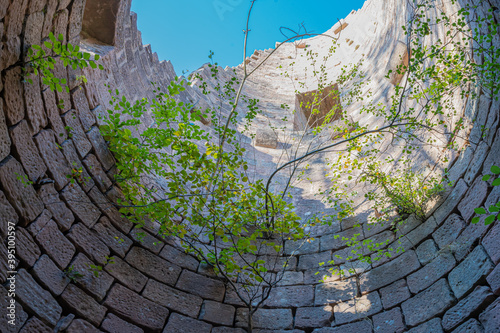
<box><xmin>81</xmin><ymin>0</ymin><xmax>120</xmax><ymax>46</ymax></box>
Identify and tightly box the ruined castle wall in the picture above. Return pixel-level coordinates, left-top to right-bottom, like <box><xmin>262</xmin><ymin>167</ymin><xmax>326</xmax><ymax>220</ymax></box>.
<box><xmin>0</xmin><ymin>0</ymin><xmax>499</xmax><ymax>332</ymax></box>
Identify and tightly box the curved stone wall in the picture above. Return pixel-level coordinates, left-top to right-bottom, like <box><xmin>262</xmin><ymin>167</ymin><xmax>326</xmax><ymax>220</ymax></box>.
<box><xmin>0</xmin><ymin>0</ymin><xmax>499</xmax><ymax>332</ymax></box>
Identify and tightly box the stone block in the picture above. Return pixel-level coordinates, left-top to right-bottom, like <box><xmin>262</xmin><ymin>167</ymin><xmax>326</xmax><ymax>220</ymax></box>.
<box><xmin>71</xmin><ymin>87</ymin><xmax>95</xmax><ymax>130</ymax></box>
<box><xmin>0</xmin><ymin>285</ymin><xmax>28</xmax><ymax>330</ymax></box>
<box><xmin>325</xmin><ymin>320</ymin><xmax>372</xmax><ymax>333</ymax></box>
<box><xmin>448</xmin><ymin>245</ymin><xmax>494</xmax><ymax>299</ymax></box>
<box><xmin>16</xmin><ymin>269</ymin><xmax>62</xmax><ymax>326</ymax></box>
<box><xmin>3</xmin><ymin>68</ymin><xmax>25</xmax><ymax>126</ymax></box>
<box><xmin>87</xmin><ymin>126</ymin><xmax>115</xmax><ymax>170</ymax></box>
<box><xmin>372</xmin><ymin>307</ymin><xmax>405</xmax><ymax>333</ymax></box>
<box><xmin>26</xmin><ymin>209</ymin><xmax>51</xmax><ymax>237</ymax></box>
<box><xmin>4</xmin><ymin>0</ymin><xmax>28</xmax><ymax>37</ymax></box>
<box><xmin>142</xmin><ymin>278</ymin><xmax>203</xmax><ymax>318</ymax></box>
<box><xmin>379</xmin><ymin>279</ymin><xmax>411</xmax><ymax>310</ymax></box>
<box><xmin>320</xmin><ymin>228</ymin><xmax>361</xmax><ymax>252</ymax></box>
<box><xmin>92</xmin><ymin>216</ymin><xmax>132</xmax><ymax>258</ymax></box>
<box><xmin>68</xmin><ymin>0</ymin><xmax>85</xmax><ymax>40</ymax></box>
<box><xmin>433</xmin><ymin>214</ymin><xmax>466</xmax><ymax>249</ymax></box>
<box><xmin>432</xmin><ymin>179</ymin><xmax>468</xmax><ymax>225</ymax></box>
<box><xmin>259</xmin><ymin>254</ymin><xmax>297</xmax><ymax>272</ymax></box>
<box><xmin>479</xmin><ymin>298</ymin><xmax>500</xmax><ymax>333</ymax></box>
<box><xmin>406</xmin><ymin>318</ymin><xmax>443</xmax><ymax>333</ymax></box>
<box><xmin>18</xmin><ymin>317</ymin><xmax>51</xmax><ymax>333</ymax></box>
<box><xmin>159</xmin><ymin>244</ymin><xmax>199</xmax><ymax>271</ymax></box>
<box><xmin>24</xmin><ymin>74</ymin><xmax>48</xmax><ymax>134</ymax></box>
<box><xmin>464</xmin><ymin>141</ymin><xmax>490</xmax><ymax>185</ymax></box>
<box><xmin>104</xmin><ymin>256</ymin><xmax>147</xmax><ymax>292</ymax></box>
<box><xmin>61</xmin><ymin>283</ymin><xmax>107</xmax><ymax>326</ymax></box>
<box><xmin>483</xmin><ymin>128</ymin><xmax>500</xmax><ymax>174</ymax></box>
<box><xmin>16</xmin><ymin>227</ymin><xmax>40</xmax><ymax>267</ymax></box>
<box><xmin>42</xmin><ymin>88</ymin><xmax>67</xmax><ymax>144</ymax></box>
<box><xmin>0</xmin><ymin>156</ymin><xmax>44</xmax><ymax>224</ymax></box>
<box><xmin>406</xmin><ymin>251</ymin><xmax>456</xmax><ymax>293</ymax></box>
<box><xmin>0</xmin><ymin>243</ymin><xmax>12</xmax><ymax>283</ymax></box>
<box><xmin>314</xmin><ymin>277</ymin><xmax>358</xmax><ymax>306</ymax></box>
<box><xmin>61</xmin><ymin>183</ymin><xmax>101</xmax><ymax>228</ymax></box>
<box><xmin>334</xmin><ymin>292</ymin><xmax>383</xmax><ymax>325</ymax></box>
<box><xmin>483</xmin><ymin>220</ymin><xmax>500</xmax><ymax>264</ymax></box>
<box><xmin>176</xmin><ymin>269</ymin><xmax>225</xmax><ymax>301</ymax></box>
<box><xmin>255</xmin><ymin>129</ymin><xmax>278</xmax><ymax>149</ymax></box>
<box><xmin>442</xmin><ymin>285</ymin><xmax>494</xmax><ymax>331</ymax></box>
<box><xmin>199</xmin><ymin>300</ymin><xmax>235</xmax><ymax>326</ymax></box>
<box><xmin>88</xmin><ymin>187</ymin><xmax>133</xmax><ymax>234</ymax></box>
<box><xmin>9</xmin><ymin>120</ymin><xmax>47</xmax><ymax>182</ymax></box>
<box><xmin>236</xmin><ymin>308</ymin><xmax>293</xmax><ymax>330</ymax></box>
<box><xmin>295</xmin><ymin>306</ymin><xmax>332</xmax><ymax>328</ymax></box>
<box><xmin>298</xmin><ymin>251</ymin><xmax>332</xmax><ymax>270</ymax></box>
<box><xmin>360</xmin><ymin>250</ymin><xmax>420</xmax><ymax>294</ymax></box>
<box><xmin>386</xmin><ymin>41</ymin><xmax>409</xmax><ymax>85</ymax></box>
<box><xmin>32</xmin><ymin>254</ymin><xmax>69</xmax><ymax>296</ymax></box>
<box><xmin>129</xmin><ymin>227</ymin><xmax>165</xmax><ymax>254</ymax></box>
<box><xmin>265</xmin><ymin>285</ymin><xmax>314</xmax><ymax>307</ymax></box>
<box><xmin>452</xmin><ymin>215</ymin><xmax>493</xmax><ymax>261</ymax></box>
<box><xmin>487</xmin><ymin>264</ymin><xmax>500</xmax><ymax>295</ymax></box>
<box><xmin>401</xmin><ymin>279</ymin><xmax>455</xmax><ymax>327</ymax></box>
<box><xmin>36</xmin><ymin>219</ymin><xmax>75</xmax><ymax>269</ymax></box>
<box><xmin>83</xmin><ymin>153</ymin><xmax>112</xmax><ymax>191</ymax></box>
<box><xmin>101</xmin><ymin>313</ymin><xmax>144</xmax><ymax>333</ymax></box>
<box><xmin>212</xmin><ymin>328</ymin><xmax>246</xmax><ymax>333</ymax></box>
<box><xmin>126</xmin><ymin>246</ymin><xmax>181</xmax><ymax>286</ymax></box>
<box><xmin>277</xmin><ymin>270</ymin><xmax>304</xmax><ymax>286</ymax></box>
<box><xmin>104</xmin><ymin>283</ymin><xmax>169</xmax><ymax>332</ymax></box>
<box><xmin>0</xmin><ymin>190</ymin><xmax>18</xmax><ymax>239</ymax></box>
<box><xmin>163</xmin><ymin>313</ymin><xmax>212</xmax><ymax>333</ymax></box>
<box><xmin>458</xmin><ymin>176</ymin><xmax>489</xmax><ymax>221</ymax></box>
<box><xmin>0</xmin><ymin>101</ymin><xmax>12</xmax><ymax>161</ymax></box>
<box><xmin>62</xmin><ymin>110</ymin><xmax>92</xmax><ymax>157</ymax></box>
<box><xmin>70</xmin><ymin>252</ymin><xmax>114</xmax><ymax>301</ymax></box>
<box><xmin>451</xmin><ymin>319</ymin><xmax>482</xmax><ymax>333</ymax></box>
<box><xmin>363</xmin><ymin>220</ymin><xmax>391</xmax><ymax>238</ymax></box>
<box><xmin>34</xmin><ymin>129</ymin><xmax>72</xmax><ymax>190</ymax></box>
<box><xmin>66</xmin><ymin>319</ymin><xmax>100</xmax><ymax>333</ymax></box>
<box><xmin>67</xmin><ymin>222</ymin><xmax>110</xmax><ymax>264</ymax></box>
<box><xmin>415</xmin><ymin>239</ymin><xmax>438</xmax><ymax>265</ymax></box>
<box><xmin>60</xmin><ymin>139</ymin><xmax>95</xmax><ymax>192</ymax></box>
<box><xmin>284</xmin><ymin>238</ymin><xmax>320</xmax><ymax>255</ymax></box>
<box><xmin>38</xmin><ymin>183</ymin><xmax>74</xmax><ymax>231</ymax></box>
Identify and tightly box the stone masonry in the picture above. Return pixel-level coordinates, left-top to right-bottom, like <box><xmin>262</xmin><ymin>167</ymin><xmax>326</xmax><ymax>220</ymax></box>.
<box><xmin>0</xmin><ymin>0</ymin><xmax>499</xmax><ymax>332</ymax></box>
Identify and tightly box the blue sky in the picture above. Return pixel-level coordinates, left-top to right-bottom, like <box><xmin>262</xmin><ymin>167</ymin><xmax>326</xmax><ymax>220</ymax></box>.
<box><xmin>131</xmin><ymin>0</ymin><xmax>366</xmax><ymax>75</ymax></box>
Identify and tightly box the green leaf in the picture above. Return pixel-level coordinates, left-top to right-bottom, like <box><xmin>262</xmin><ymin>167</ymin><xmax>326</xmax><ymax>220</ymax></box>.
<box><xmin>471</xmin><ymin>216</ymin><xmax>480</xmax><ymax>224</ymax></box>
<box><xmin>492</xmin><ymin>178</ymin><xmax>500</xmax><ymax>186</ymax></box>
<box><xmin>44</xmin><ymin>41</ymin><xmax>53</xmax><ymax>49</ymax></box>
<box><xmin>485</xmin><ymin>215</ymin><xmax>496</xmax><ymax>225</ymax></box>
<box><xmin>491</xmin><ymin>165</ymin><xmax>500</xmax><ymax>175</ymax></box>
<box><xmin>489</xmin><ymin>205</ymin><xmax>500</xmax><ymax>213</ymax></box>
<box><xmin>94</xmin><ymin>54</ymin><xmax>100</xmax><ymax>61</ymax></box>
<box><xmin>482</xmin><ymin>174</ymin><xmax>491</xmax><ymax>181</ymax></box>
<box><xmin>49</xmin><ymin>32</ymin><xmax>56</xmax><ymax>42</ymax></box>
<box><xmin>474</xmin><ymin>207</ymin><xmax>487</xmax><ymax>215</ymax></box>
<box><xmin>58</xmin><ymin>33</ymin><xmax>64</xmax><ymax>41</ymax></box>
<box><xmin>83</xmin><ymin>52</ymin><xmax>91</xmax><ymax>60</ymax></box>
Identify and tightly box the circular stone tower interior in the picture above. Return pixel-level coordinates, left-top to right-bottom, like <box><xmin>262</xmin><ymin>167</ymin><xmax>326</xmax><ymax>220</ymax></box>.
<box><xmin>0</xmin><ymin>0</ymin><xmax>499</xmax><ymax>332</ymax></box>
